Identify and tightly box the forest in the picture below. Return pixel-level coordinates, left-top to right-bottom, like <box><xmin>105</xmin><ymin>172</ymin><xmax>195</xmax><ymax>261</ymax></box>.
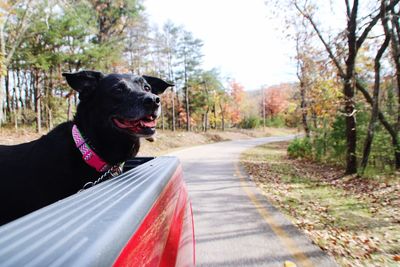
<box><xmin>0</xmin><ymin>0</ymin><xmax>269</xmax><ymax>135</ymax></box>
<box><xmin>274</xmin><ymin>0</ymin><xmax>400</xmax><ymax>176</ymax></box>
<box><xmin>1</xmin><ymin>0</ymin><xmax>400</xmax><ymax>176</ymax></box>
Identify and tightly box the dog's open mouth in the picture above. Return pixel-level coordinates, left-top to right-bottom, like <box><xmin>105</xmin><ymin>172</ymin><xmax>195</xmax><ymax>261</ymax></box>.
<box><xmin>112</xmin><ymin>115</ymin><xmax>157</xmax><ymax>134</ymax></box>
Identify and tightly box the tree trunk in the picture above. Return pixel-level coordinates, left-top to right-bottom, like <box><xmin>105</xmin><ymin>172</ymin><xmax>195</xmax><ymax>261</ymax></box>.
<box><xmin>48</xmin><ymin>108</ymin><xmax>53</xmax><ymax>130</ymax></box>
<box><xmin>213</xmin><ymin>103</ymin><xmax>217</xmax><ymax>129</ymax></box>
<box><xmin>11</xmin><ymin>70</ymin><xmax>16</xmax><ymax>112</ymax></box>
<box><xmin>0</xmin><ymin>21</ymin><xmax>6</xmax><ymax>126</ymax></box>
<box><xmin>389</xmin><ymin>1</ymin><xmax>400</xmax><ymax>131</ymax></box>
<box><xmin>204</xmin><ymin>109</ymin><xmax>209</xmax><ymax>132</ymax></box>
<box><xmin>361</xmin><ymin>2</ymin><xmax>391</xmax><ymax>172</ymax></box>
<box><xmin>185</xmin><ymin>86</ymin><xmax>190</xmax><ymax>131</ymax></box>
<box><xmin>176</xmin><ymin>95</ymin><xmax>181</xmax><ymax>129</ymax></box>
<box><xmin>48</xmin><ymin>68</ymin><xmax>54</xmax><ymax>129</ymax></box>
<box><xmin>0</xmin><ymin>75</ymin><xmax>5</xmax><ymax>126</ymax></box>
<box><xmin>12</xmin><ymin>69</ymin><xmax>18</xmax><ymax>128</ymax></box>
<box><xmin>34</xmin><ymin>69</ymin><xmax>41</xmax><ymax>133</ymax></box>
<box><xmin>220</xmin><ymin>107</ymin><xmax>225</xmax><ymax>131</ymax></box>
<box><xmin>343</xmin><ymin>0</ymin><xmax>359</xmax><ymax>174</ymax></box>
<box><xmin>161</xmin><ymin>102</ymin><xmax>165</xmax><ymax>131</ymax></box>
<box><xmin>17</xmin><ymin>68</ymin><xmax>24</xmax><ymax>112</ymax></box>
<box><xmin>67</xmin><ymin>93</ymin><xmax>73</xmax><ymax>121</ymax></box>
<box><xmin>343</xmin><ymin>82</ymin><xmax>357</xmax><ymax>174</ymax></box>
<box><xmin>295</xmin><ymin>32</ymin><xmax>311</xmax><ymax>138</ymax></box>
<box><xmin>171</xmin><ymin>90</ymin><xmax>176</xmax><ymax>131</ymax></box>
<box><xmin>43</xmin><ymin>72</ymin><xmax>49</xmax><ymax>129</ymax></box>
<box><xmin>183</xmin><ymin>49</ymin><xmax>190</xmax><ymax>132</ymax></box>
<box><xmin>5</xmin><ymin>69</ymin><xmax>11</xmax><ymax>122</ymax></box>
<box><xmin>25</xmin><ymin>70</ymin><xmax>31</xmax><ymax>110</ymax></box>
<box><xmin>356</xmin><ymin>80</ymin><xmax>400</xmax><ymax>169</ymax></box>
<box><xmin>202</xmin><ymin>114</ymin><xmax>205</xmax><ymax>132</ymax></box>
<box><xmin>300</xmin><ymin>81</ymin><xmax>310</xmax><ymax>137</ymax></box>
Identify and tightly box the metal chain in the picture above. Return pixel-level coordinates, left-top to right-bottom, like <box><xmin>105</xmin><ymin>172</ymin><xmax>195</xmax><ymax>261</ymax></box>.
<box><xmin>78</xmin><ymin>165</ymin><xmax>123</xmax><ymax>193</ymax></box>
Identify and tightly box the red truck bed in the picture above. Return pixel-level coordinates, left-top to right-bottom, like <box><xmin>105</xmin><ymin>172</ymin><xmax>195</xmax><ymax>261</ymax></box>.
<box><xmin>0</xmin><ymin>156</ymin><xmax>195</xmax><ymax>267</ymax></box>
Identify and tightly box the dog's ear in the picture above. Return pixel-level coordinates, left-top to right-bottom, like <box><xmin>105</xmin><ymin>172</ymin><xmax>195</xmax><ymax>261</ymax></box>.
<box><xmin>62</xmin><ymin>71</ymin><xmax>104</xmax><ymax>100</ymax></box>
<box><xmin>142</xmin><ymin>75</ymin><xmax>174</xmax><ymax>95</ymax></box>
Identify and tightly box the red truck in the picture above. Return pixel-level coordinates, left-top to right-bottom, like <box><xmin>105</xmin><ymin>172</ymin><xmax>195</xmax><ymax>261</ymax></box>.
<box><xmin>0</xmin><ymin>156</ymin><xmax>195</xmax><ymax>267</ymax></box>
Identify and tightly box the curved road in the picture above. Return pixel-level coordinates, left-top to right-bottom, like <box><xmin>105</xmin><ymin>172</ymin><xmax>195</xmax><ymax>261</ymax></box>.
<box><xmin>169</xmin><ymin>136</ymin><xmax>337</xmax><ymax>267</ymax></box>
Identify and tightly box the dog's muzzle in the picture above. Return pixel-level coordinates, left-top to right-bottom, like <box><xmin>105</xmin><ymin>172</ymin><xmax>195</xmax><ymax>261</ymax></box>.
<box><xmin>113</xmin><ymin>115</ymin><xmax>158</xmax><ymax>135</ymax></box>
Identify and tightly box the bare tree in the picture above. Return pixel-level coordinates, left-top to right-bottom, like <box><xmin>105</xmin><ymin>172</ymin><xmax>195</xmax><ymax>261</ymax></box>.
<box><xmin>388</xmin><ymin>0</ymin><xmax>400</xmax><ymax>131</ymax></box>
<box><xmin>0</xmin><ymin>0</ymin><xmax>34</xmax><ymax>125</ymax></box>
<box><xmin>294</xmin><ymin>0</ymin><xmax>400</xmax><ymax>172</ymax></box>
<box><xmin>361</xmin><ymin>0</ymin><xmax>391</xmax><ymax>172</ymax></box>
<box><xmin>295</xmin><ymin>30</ymin><xmax>313</xmax><ymax>138</ymax></box>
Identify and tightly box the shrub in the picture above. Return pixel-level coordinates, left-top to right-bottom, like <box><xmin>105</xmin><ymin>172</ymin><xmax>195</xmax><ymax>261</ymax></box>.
<box><xmin>287</xmin><ymin>137</ymin><xmax>312</xmax><ymax>159</ymax></box>
<box><xmin>240</xmin><ymin>116</ymin><xmax>260</xmax><ymax>129</ymax></box>
<box><xmin>265</xmin><ymin>116</ymin><xmax>286</xmax><ymax>128</ymax></box>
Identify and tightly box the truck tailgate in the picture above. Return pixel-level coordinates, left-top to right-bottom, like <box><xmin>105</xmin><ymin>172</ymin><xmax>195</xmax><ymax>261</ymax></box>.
<box><xmin>0</xmin><ymin>156</ymin><xmax>195</xmax><ymax>267</ymax></box>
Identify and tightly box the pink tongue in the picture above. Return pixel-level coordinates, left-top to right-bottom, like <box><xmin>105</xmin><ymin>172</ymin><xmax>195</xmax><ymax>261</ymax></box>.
<box><xmin>113</xmin><ymin>118</ymin><xmax>140</xmax><ymax>129</ymax></box>
<box><xmin>113</xmin><ymin>118</ymin><xmax>157</xmax><ymax>132</ymax></box>
<box><xmin>141</xmin><ymin>120</ymin><xmax>157</xmax><ymax>128</ymax></box>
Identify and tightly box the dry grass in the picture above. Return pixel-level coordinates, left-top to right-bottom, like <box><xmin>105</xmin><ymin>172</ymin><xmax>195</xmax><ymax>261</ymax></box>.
<box><xmin>0</xmin><ymin>126</ymin><xmax>297</xmax><ymax>155</ymax></box>
<box><xmin>137</xmin><ymin>128</ymin><xmax>297</xmax><ymax>156</ymax></box>
<box><xmin>241</xmin><ymin>142</ymin><xmax>400</xmax><ymax>267</ymax></box>
<box><xmin>0</xmin><ymin>126</ymin><xmax>42</xmax><ymax>145</ymax></box>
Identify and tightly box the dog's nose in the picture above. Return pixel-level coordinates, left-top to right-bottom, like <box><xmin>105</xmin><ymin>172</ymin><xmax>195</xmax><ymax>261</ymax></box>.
<box><xmin>144</xmin><ymin>95</ymin><xmax>161</xmax><ymax>109</ymax></box>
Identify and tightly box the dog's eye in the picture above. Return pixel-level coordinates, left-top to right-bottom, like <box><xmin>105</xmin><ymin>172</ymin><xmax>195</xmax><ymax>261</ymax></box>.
<box><xmin>144</xmin><ymin>85</ymin><xmax>151</xmax><ymax>92</ymax></box>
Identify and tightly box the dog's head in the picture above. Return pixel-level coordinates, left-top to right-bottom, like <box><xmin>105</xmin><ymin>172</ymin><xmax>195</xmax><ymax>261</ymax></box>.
<box><xmin>63</xmin><ymin>71</ymin><xmax>173</xmax><ymax>138</ymax></box>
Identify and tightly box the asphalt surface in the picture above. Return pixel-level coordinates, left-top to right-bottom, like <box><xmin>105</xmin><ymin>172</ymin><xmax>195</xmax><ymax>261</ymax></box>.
<box><xmin>169</xmin><ymin>135</ymin><xmax>338</xmax><ymax>267</ymax></box>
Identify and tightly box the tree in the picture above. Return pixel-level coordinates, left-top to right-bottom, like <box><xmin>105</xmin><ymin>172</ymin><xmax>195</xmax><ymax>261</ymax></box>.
<box><xmin>89</xmin><ymin>0</ymin><xmax>141</xmax><ymax>43</ymax></box>
<box><xmin>387</xmin><ymin>0</ymin><xmax>400</xmax><ymax>166</ymax></box>
<box><xmin>176</xmin><ymin>30</ymin><xmax>203</xmax><ymax>131</ymax></box>
<box><xmin>88</xmin><ymin>0</ymin><xmax>141</xmax><ymax>70</ymax></box>
<box><xmin>229</xmin><ymin>81</ymin><xmax>245</xmax><ymax>125</ymax></box>
<box><xmin>293</xmin><ymin>0</ymin><xmax>400</xmax><ymax>173</ymax></box>
<box><xmin>294</xmin><ymin>23</ymin><xmax>315</xmax><ymax>137</ymax></box>
<box><xmin>124</xmin><ymin>14</ymin><xmax>152</xmax><ymax>74</ymax></box>
<box><xmin>361</xmin><ymin>0</ymin><xmax>392</xmax><ymax>172</ymax></box>
<box><xmin>1</xmin><ymin>0</ymin><xmax>237</xmax><ymax>136</ymax></box>
<box><xmin>193</xmin><ymin>69</ymin><xmax>223</xmax><ymax>131</ymax></box>
<box><xmin>0</xmin><ymin>0</ymin><xmax>35</xmax><ymax>125</ymax></box>
<box><xmin>217</xmin><ymin>87</ymin><xmax>231</xmax><ymax>131</ymax></box>
<box><xmin>263</xmin><ymin>85</ymin><xmax>289</xmax><ymax>119</ymax></box>
<box><xmin>161</xmin><ymin>21</ymin><xmax>181</xmax><ymax>131</ymax></box>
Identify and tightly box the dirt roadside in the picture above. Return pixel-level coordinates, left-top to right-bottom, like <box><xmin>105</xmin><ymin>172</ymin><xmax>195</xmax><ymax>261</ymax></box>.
<box><xmin>0</xmin><ymin>126</ymin><xmax>297</xmax><ymax>155</ymax></box>
<box><xmin>241</xmin><ymin>142</ymin><xmax>400</xmax><ymax>267</ymax></box>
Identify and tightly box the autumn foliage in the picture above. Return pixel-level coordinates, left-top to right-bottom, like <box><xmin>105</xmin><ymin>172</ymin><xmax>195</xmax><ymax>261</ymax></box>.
<box><xmin>229</xmin><ymin>81</ymin><xmax>245</xmax><ymax>125</ymax></box>
<box><xmin>262</xmin><ymin>84</ymin><xmax>291</xmax><ymax>118</ymax></box>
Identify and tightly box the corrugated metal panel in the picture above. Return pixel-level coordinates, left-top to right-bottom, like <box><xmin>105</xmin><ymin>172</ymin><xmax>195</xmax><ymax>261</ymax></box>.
<box><xmin>0</xmin><ymin>156</ymin><xmax>180</xmax><ymax>267</ymax></box>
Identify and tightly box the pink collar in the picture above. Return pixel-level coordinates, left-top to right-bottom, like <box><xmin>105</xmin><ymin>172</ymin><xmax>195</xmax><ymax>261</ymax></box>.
<box><xmin>72</xmin><ymin>124</ymin><xmax>110</xmax><ymax>172</ymax></box>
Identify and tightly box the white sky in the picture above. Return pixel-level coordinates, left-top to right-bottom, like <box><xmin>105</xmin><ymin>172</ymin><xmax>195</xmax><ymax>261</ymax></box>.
<box><xmin>144</xmin><ymin>0</ymin><xmax>297</xmax><ymax>90</ymax></box>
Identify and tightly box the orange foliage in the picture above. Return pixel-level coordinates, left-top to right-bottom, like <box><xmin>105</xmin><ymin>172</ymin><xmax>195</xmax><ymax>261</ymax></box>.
<box><xmin>229</xmin><ymin>81</ymin><xmax>245</xmax><ymax>124</ymax></box>
<box><xmin>177</xmin><ymin>107</ymin><xmax>195</xmax><ymax>125</ymax></box>
<box><xmin>262</xmin><ymin>84</ymin><xmax>290</xmax><ymax>117</ymax></box>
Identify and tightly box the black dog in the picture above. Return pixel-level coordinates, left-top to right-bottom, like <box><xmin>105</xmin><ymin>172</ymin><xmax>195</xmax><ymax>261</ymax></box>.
<box><xmin>0</xmin><ymin>71</ymin><xmax>173</xmax><ymax>225</ymax></box>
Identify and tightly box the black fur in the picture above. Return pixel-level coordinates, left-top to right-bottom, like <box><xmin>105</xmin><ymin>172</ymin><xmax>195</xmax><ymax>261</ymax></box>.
<box><xmin>0</xmin><ymin>71</ymin><xmax>173</xmax><ymax>225</ymax></box>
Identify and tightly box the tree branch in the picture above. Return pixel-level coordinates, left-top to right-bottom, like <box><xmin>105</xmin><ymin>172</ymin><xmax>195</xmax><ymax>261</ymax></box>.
<box><xmin>5</xmin><ymin>0</ymin><xmax>34</xmax><ymax>66</ymax></box>
<box><xmin>355</xmin><ymin>78</ymin><xmax>398</xmax><ymax>140</ymax></box>
<box><xmin>294</xmin><ymin>1</ymin><xmax>346</xmax><ymax>77</ymax></box>
<box><xmin>345</xmin><ymin>0</ymin><xmax>351</xmax><ymax>17</ymax></box>
<box><xmin>356</xmin><ymin>0</ymin><xmax>399</xmax><ymax>50</ymax></box>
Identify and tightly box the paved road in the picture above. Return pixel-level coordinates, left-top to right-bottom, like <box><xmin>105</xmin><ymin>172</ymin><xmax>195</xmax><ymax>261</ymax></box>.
<box><xmin>169</xmin><ymin>136</ymin><xmax>337</xmax><ymax>267</ymax></box>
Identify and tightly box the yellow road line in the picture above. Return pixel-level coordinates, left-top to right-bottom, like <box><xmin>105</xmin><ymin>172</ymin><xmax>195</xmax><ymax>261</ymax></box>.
<box><xmin>235</xmin><ymin>162</ymin><xmax>315</xmax><ymax>267</ymax></box>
